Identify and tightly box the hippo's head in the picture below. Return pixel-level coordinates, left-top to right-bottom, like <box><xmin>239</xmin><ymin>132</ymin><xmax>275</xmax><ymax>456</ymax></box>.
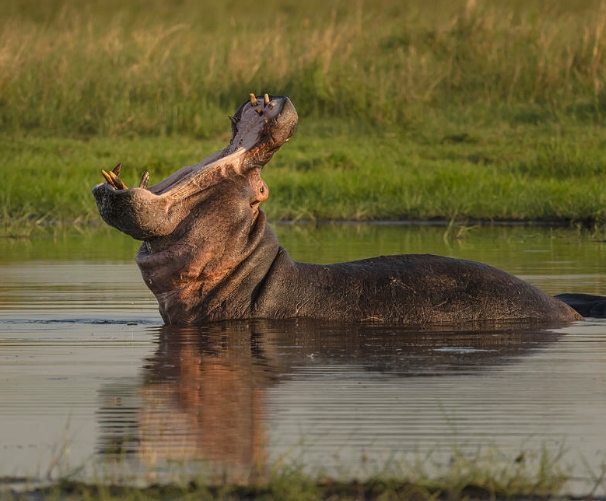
<box><xmin>92</xmin><ymin>95</ymin><xmax>298</xmax><ymax>323</ymax></box>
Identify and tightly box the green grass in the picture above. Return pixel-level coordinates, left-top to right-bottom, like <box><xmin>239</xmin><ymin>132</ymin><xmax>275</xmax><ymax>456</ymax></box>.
<box><xmin>268</xmin><ymin>118</ymin><xmax>606</xmax><ymax>223</ymax></box>
<box><xmin>4</xmin><ymin>119</ymin><xmax>606</xmax><ymax>236</ymax></box>
<box><xmin>4</xmin><ymin>0</ymin><xmax>606</xmax><ymax>232</ymax></box>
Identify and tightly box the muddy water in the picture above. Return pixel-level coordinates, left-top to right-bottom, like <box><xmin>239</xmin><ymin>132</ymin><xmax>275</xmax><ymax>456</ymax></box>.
<box><xmin>1</xmin><ymin>224</ymin><xmax>606</xmax><ymax>492</ymax></box>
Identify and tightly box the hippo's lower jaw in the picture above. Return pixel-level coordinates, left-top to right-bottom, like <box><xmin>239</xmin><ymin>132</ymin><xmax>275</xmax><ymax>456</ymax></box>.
<box><xmin>92</xmin><ymin>94</ymin><xmax>585</xmax><ymax>327</ymax></box>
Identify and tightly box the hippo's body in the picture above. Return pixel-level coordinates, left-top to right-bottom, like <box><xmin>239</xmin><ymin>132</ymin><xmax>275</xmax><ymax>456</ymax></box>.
<box><xmin>255</xmin><ymin>250</ymin><xmax>580</xmax><ymax>325</ymax></box>
<box><xmin>93</xmin><ymin>94</ymin><xmax>587</xmax><ymax>326</ymax></box>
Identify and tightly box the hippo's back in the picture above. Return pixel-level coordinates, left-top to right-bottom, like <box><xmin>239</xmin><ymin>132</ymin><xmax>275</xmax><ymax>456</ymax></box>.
<box><xmin>253</xmin><ymin>251</ymin><xmax>582</xmax><ymax>325</ymax></box>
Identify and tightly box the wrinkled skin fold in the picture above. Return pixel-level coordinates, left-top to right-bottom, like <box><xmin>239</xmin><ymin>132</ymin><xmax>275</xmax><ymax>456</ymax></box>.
<box><xmin>93</xmin><ymin>95</ymin><xmax>594</xmax><ymax>326</ymax></box>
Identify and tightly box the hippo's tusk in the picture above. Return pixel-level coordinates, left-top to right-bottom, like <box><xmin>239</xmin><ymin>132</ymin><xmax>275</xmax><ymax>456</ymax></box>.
<box><xmin>112</xmin><ymin>162</ymin><xmax>122</xmax><ymax>176</ymax></box>
<box><xmin>108</xmin><ymin>170</ymin><xmax>128</xmax><ymax>190</ymax></box>
<box><xmin>139</xmin><ymin>170</ymin><xmax>150</xmax><ymax>189</ymax></box>
<box><xmin>101</xmin><ymin>169</ymin><xmax>117</xmax><ymax>188</ymax></box>
<box><xmin>264</xmin><ymin>93</ymin><xmax>270</xmax><ymax>105</ymax></box>
<box><xmin>249</xmin><ymin>93</ymin><xmax>258</xmax><ymax>106</ymax></box>
<box><xmin>255</xmin><ymin>109</ymin><xmax>263</xmax><ymax>116</ymax></box>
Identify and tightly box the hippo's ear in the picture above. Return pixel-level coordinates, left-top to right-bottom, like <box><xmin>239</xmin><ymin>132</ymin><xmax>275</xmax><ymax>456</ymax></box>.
<box><xmin>248</xmin><ymin>167</ymin><xmax>269</xmax><ymax>205</ymax></box>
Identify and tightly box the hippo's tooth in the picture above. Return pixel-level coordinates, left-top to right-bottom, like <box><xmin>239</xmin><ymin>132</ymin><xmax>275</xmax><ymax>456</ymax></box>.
<box><xmin>264</xmin><ymin>93</ymin><xmax>270</xmax><ymax>105</ymax></box>
<box><xmin>255</xmin><ymin>108</ymin><xmax>263</xmax><ymax>116</ymax></box>
<box><xmin>139</xmin><ymin>170</ymin><xmax>150</xmax><ymax>189</ymax></box>
<box><xmin>108</xmin><ymin>170</ymin><xmax>128</xmax><ymax>190</ymax></box>
<box><xmin>111</xmin><ymin>162</ymin><xmax>122</xmax><ymax>176</ymax></box>
<box><xmin>101</xmin><ymin>169</ymin><xmax>117</xmax><ymax>188</ymax></box>
<box><xmin>249</xmin><ymin>93</ymin><xmax>258</xmax><ymax>106</ymax></box>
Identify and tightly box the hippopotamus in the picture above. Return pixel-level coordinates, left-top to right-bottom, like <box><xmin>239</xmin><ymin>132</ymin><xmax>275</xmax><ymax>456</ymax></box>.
<box><xmin>92</xmin><ymin>94</ymin><xmax>594</xmax><ymax>326</ymax></box>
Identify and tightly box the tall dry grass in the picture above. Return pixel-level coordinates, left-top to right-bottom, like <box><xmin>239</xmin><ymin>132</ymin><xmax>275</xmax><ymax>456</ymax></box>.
<box><xmin>1</xmin><ymin>0</ymin><xmax>606</xmax><ymax>137</ymax></box>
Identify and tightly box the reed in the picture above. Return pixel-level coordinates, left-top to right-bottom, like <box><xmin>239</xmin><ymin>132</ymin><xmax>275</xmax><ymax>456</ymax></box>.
<box><xmin>1</xmin><ymin>0</ymin><xmax>606</xmax><ymax>136</ymax></box>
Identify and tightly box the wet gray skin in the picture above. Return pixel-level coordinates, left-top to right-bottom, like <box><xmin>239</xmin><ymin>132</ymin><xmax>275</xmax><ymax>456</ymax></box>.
<box><xmin>93</xmin><ymin>95</ymin><xmax>586</xmax><ymax>326</ymax></box>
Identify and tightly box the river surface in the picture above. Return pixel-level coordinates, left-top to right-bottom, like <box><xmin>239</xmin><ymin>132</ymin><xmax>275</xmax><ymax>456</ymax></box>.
<box><xmin>1</xmin><ymin>223</ymin><xmax>606</xmax><ymax>493</ymax></box>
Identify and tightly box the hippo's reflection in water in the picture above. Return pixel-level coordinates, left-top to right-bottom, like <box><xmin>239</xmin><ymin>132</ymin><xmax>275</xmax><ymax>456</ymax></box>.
<box><xmin>96</xmin><ymin>320</ymin><xmax>561</xmax><ymax>483</ymax></box>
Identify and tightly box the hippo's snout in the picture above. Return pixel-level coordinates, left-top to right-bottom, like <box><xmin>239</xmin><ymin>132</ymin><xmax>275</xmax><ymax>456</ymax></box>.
<box><xmin>267</xmin><ymin>97</ymin><xmax>297</xmax><ymax>147</ymax></box>
<box><xmin>92</xmin><ymin>183</ymin><xmax>176</xmax><ymax>240</ymax></box>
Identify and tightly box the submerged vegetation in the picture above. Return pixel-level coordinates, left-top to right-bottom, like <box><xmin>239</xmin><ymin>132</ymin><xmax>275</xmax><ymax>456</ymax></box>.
<box><xmin>3</xmin><ymin>444</ymin><xmax>574</xmax><ymax>501</ymax></box>
<box><xmin>3</xmin><ymin>0</ymin><xmax>606</xmax><ymax>230</ymax></box>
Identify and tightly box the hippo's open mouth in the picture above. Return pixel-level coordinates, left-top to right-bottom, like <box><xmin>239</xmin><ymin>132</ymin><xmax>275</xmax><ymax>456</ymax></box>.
<box><xmin>92</xmin><ymin>94</ymin><xmax>298</xmax><ymax>241</ymax></box>
<box><xmin>91</xmin><ymin>93</ymin><xmax>590</xmax><ymax>327</ymax></box>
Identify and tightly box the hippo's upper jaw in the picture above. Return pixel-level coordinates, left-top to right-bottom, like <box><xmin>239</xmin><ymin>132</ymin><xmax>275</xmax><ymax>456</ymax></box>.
<box><xmin>92</xmin><ymin>95</ymin><xmax>297</xmax><ymax>241</ymax></box>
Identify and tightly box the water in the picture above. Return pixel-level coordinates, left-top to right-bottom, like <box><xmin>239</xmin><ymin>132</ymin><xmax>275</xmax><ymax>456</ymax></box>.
<box><xmin>1</xmin><ymin>224</ymin><xmax>606</xmax><ymax>493</ymax></box>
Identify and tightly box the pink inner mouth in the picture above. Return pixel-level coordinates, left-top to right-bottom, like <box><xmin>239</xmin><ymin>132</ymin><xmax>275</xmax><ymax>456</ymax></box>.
<box><xmin>144</xmin><ymin>95</ymin><xmax>285</xmax><ymax>196</ymax></box>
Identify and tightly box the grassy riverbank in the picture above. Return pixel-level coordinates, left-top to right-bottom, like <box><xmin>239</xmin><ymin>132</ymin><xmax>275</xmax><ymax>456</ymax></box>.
<box><xmin>4</xmin><ymin>120</ymin><xmax>606</xmax><ymax>235</ymax></box>
<box><xmin>3</xmin><ymin>0</ymin><xmax>606</xmax><ymax>232</ymax></box>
